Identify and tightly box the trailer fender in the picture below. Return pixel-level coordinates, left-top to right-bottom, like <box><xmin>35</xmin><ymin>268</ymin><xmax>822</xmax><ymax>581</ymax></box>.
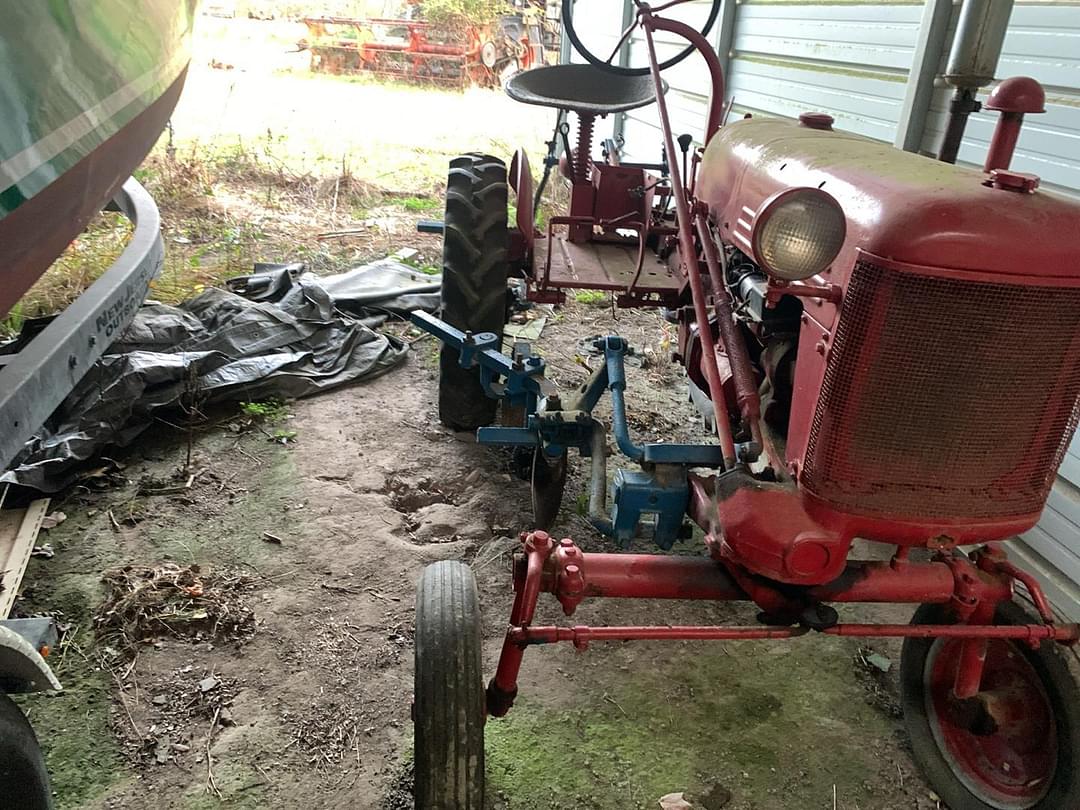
<box><xmin>0</xmin><ymin>626</ymin><xmax>61</xmax><ymax>694</ymax></box>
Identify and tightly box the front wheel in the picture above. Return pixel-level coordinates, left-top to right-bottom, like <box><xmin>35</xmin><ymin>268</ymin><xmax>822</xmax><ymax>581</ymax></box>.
<box><xmin>901</xmin><ymin>601</ymin><xmax>1080</xmax><ymax>810</ymax></box>
<box><xmin>414</xmin><ymin>561</ymin><xmax>485</xmax><ymax>809</ymax></box>
<box><xmin>0</xmin><ymin>692</ymin><xmax>52</xmax><ymax>809</ymax></box>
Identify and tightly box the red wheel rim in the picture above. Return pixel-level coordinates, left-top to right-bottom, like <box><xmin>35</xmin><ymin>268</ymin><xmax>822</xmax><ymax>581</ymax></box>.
<box><xmin>925</xmin><ymin>638</ymin><xmax>1057</xmax><ymax>809</ymax></box>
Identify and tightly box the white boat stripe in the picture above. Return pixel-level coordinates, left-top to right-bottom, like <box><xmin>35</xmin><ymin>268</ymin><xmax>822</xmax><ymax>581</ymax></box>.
<box><xmin>0</xmin><ymin>48</ymin><xmax>190</xmax><ymax>191</ymax></box>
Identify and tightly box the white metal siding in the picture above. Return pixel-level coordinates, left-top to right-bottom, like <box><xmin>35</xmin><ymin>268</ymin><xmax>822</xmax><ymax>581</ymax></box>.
<box><xmin>620</xmin><ymin>1</ymin><xmax>926</xmax><ymax>161</ymax></box>
<box><xmin>620</xmin><ymin>0</ymin><xmax>721</xmax><ymax>160</ymax></box>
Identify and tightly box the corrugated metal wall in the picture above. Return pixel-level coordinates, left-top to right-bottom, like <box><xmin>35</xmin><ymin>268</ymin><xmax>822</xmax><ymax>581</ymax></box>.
<box><xmin>620</xmin><ymin>1</ymin><xmax>928</xmax><ymax>161</ymax></box>
<box><xmin>620</xmin><ymin>0</ymin><xmax>722</xmax><ymax>160</ymax></box>
<box><xmin>558</xmin><ymin>0</ymin><xmax>1080</xmax><ymax>615</ymax></box>
<box><xmin>1016</xmin><ymin>438</ymin><xmax>1080</xmax><ymax>621</ymax></box>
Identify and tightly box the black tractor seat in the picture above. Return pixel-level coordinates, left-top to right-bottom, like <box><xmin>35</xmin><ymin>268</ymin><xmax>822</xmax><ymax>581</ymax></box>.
<box><xmin>505</xmin><ymin>64</ymin><xmax>667</xmax><ymax>116</ymax></box>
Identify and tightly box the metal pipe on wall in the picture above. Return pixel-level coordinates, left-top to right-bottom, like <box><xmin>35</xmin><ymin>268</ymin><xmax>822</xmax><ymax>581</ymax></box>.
<box><xmin>938</xmin><ymin>0</ymin><xmax>1015</xmax><ymax>163</ymax></box>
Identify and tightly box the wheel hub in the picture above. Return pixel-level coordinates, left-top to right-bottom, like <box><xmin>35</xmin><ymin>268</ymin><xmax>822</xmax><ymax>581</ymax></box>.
<box><xmin>925</xmin><ymin>638</ymin><xmax>1057</xmax><ymax>809</ymax></box>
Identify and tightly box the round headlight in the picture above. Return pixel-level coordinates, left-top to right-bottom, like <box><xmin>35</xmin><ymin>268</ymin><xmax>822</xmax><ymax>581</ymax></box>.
<box><xmin>751</xmin><ymin>188</ymin><xmax>846</xmax><ymax>280</ymax></box>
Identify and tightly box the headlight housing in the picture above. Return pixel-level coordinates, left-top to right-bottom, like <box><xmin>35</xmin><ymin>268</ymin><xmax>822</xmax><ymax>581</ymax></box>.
<box><xmin>751</xmin><ymin>187</ymin><xmax>846</xmax><ymax>280</ymax></box>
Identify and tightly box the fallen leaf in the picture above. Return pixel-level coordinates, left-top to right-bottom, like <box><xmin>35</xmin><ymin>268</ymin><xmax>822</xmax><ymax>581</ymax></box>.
<box><xmin>198</xmin><ymin>676</ymin><xmax>220</xmax><ymax>693</ymax></box>
<box><xmin>40</xmin><ymin>511</ymin><xmax>66</xmax><ymax>529</ymax></box>
<box><xmin>659</xmin><ymin>793</ymin><xmax>693</xmax><ymax>810</ymax></box>
<box><xmin>866</xmin><ymin>652</ymin><xmax>893</xmax><ymax>673</ymax></box>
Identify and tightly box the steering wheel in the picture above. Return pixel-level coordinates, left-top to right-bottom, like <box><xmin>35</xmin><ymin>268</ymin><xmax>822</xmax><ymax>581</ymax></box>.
<box><xmin>562</xmin><ymin>0</ymin><xmax>722</xmax><ymax>77</ymax></box>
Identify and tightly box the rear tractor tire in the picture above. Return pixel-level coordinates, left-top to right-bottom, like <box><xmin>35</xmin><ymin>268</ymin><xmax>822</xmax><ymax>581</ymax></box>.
<box><xmin>438</xmin><ymin>153</ymin><xmax>510</xmax><ymax>432</ymax></box>
<box><xmin>413</xmin><ymin>561</ymin><xmax>485</xmax><ymax>809</ymax></box>
<box><xmin>900</xmin><ymin>601</ymin><xmax>1080</xmax><ymax>810</ymax></box>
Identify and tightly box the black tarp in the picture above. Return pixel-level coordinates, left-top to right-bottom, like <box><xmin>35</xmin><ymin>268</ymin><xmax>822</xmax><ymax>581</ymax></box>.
<box><xmin>1</xmin><ymin>261</ymin><xmax>440</xmax><ymax>491</ymax></box>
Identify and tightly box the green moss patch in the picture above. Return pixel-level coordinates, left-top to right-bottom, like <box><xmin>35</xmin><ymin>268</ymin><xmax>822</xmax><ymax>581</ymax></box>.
<box><xmin>486</xmin><ymin>638</ymin><xmax>898</xmax><ymax>808</ymax></box>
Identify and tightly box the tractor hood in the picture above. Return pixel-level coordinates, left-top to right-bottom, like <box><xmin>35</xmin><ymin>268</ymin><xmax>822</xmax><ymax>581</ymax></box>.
<box><xmin>697</xmin><ymin>117</ymin><xmax>1080</xmax><ymax>284</ymax></box>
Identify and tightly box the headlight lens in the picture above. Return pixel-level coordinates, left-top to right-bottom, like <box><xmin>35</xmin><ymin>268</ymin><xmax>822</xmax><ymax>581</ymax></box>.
<box><xmin>752</xmin><ymin>188</ymin><xmax>846</xmax><ymax>280</ymax></box>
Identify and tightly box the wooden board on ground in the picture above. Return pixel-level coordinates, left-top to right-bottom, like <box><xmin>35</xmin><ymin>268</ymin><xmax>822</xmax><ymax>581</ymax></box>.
<box><xmin>0</xmin><ymin>499</ymin><xmax>50</xmax><ymax>619</ymax></box>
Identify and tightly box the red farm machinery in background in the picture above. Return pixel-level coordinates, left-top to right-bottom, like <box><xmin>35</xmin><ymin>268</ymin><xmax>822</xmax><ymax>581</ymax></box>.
<box><xmin>301</xmin><ymin>2</ymin><xmax>557</xmax><ymax>87</ymax></box>
<box><xmin>408</xmin><ymin>0</ymin><xmax>1080</xmax><ymax>807</ymax></box>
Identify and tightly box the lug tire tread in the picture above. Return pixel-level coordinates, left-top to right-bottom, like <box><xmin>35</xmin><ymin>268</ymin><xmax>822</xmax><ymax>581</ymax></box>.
<box><xmin>438</xmin><ymin>153</ymin><xmax>509</xmax><ymax>431</ymax></box>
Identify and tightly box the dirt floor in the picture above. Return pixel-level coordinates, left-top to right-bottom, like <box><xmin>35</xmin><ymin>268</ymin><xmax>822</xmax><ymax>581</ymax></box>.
<box><xmin>14</xmin><ymin>15</ymin><xmax>958</xmax><ymax>810</ymax></box>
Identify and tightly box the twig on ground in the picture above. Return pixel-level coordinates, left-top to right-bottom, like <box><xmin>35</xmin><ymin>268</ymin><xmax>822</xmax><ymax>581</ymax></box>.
<box><xmin>316</xmin><ymin>228</ymin><xmax>367</xmax><ymax>239</ymax></box>
<box><xmin>100</xmin><ymin>652</ymin><xmax>142</xmax><ymax>739</ymax></box>
<box><xmin>321</xmin><ymin>582</ymin><xmax>363</xmax><ymax>595</ymax></box>
<box><xmin>364</xmin><ymin>587</ymin><xmax>400</xmax><ymax>603</ymax></box>
<box><xmin>602</xmin><ymin>693</ymin><xmax>628</xmax><ymax>717</ymax></box>
<box><xmin>205</xmin><ymin>706</ymin><xmax>222</xmax><ymax>798</ymax></box>
<box><xmin>340</xmin><ymin>626</ymin><xmax>364</xmax><ymax>646</ymax></box>
<box><xmin>138</xmin><ymin>473</ymin><xmax>196</xmax><ymax>496</ymax></box>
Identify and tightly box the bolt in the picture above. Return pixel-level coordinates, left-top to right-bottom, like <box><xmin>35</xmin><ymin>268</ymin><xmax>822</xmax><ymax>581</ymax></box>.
<box><xmin>463</xmin><ymin>330</ymin><xmax>475</xmax><ymax>344</ymax></box>
<box><xmin>815</xmin><ymin>341</ymin><xmax>827</xmax><ymax>355</ymax></box>
<box><xmin>560</xmin><ymin>538</ymin><xmax>575</xmax><ymax>548</ymax></box>
<box><xmin>68</xmin><ymin>355</ymin><xmax>77</xmax><ymax>369</ymax></box>
<box><xmin>88</xmin><ymin>335</ymin><xmax>97</xmax><ymax>347</ymax></box>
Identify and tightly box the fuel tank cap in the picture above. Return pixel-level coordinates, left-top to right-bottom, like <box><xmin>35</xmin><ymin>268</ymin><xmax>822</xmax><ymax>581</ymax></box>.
<box><xmin>799</xmin><ymin>112</ymin><xmax>834</xmax><ymax>131</ymax></box>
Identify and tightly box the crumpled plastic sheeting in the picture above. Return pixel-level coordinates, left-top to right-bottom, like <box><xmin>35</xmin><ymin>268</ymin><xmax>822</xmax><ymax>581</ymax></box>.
<box><xmin>2</xmin><ymin>269</ymin><xmax>416</xmax><ymax>492</ymax></box>
<box><xmin>318</xmin><ymin>258</ymin><xmax>440</xmax><ymax>319</ymax></box>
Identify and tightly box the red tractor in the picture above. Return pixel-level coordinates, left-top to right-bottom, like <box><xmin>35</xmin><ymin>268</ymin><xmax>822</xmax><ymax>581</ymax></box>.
<box><xmin>410</xmin><ymin>1</ymin><xmax>1080</xmax><ymax>807</ymax></box>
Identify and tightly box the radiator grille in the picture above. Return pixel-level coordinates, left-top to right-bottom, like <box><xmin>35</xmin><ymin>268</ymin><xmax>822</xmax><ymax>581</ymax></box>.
<box><xmin>802</xmin><ymin>261</ymin><xmax>1080</xmax><ymax>520</ymax></box>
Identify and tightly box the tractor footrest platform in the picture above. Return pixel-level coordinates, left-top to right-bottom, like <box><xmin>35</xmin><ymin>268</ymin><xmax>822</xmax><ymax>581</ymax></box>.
<box><xmin>533</xmin><ymin>235</ymin><xmax>681</xmax><ymax>307</ymax></box>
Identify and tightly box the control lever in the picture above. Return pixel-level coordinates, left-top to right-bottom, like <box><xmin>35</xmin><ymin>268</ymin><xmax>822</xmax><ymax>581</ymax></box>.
<box><xmin>677</xmin><ymin>133</ymin><xmax>693</xmax><ymax>191</ymax></box>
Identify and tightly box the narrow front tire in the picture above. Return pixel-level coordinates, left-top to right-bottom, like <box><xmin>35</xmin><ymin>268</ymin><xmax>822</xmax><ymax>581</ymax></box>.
<box><xmin>414</xmin><ymin>561</ymin><xmax>485</xmax><ymax>809</ymax></box>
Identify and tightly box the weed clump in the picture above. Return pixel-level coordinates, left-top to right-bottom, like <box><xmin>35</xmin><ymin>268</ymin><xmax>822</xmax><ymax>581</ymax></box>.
<box><xmin>574</xmin><ymin>290</ymin><xmax>607</xmax><ymax>307</ymax></box>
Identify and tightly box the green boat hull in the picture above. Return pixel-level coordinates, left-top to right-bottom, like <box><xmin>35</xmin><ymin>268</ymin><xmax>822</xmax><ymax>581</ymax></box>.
<box><xmin>0</xmin><ymin>0</ymin><xmax>195</xmax><ymax>316</ymax></box>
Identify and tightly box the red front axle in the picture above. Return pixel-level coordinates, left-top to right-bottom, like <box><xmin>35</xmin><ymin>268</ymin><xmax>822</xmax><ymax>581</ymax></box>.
<box><xmin>486</xmin><ymin>531</ymin><xmax>1080</xmax><ymax>718</ymax></box>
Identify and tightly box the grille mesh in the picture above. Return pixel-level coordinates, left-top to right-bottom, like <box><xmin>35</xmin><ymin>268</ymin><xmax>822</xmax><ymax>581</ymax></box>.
<box><xmin>802</xmin><ymin>261</ymin><xmax>1080</xmax><ymax>520</ymax></box>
